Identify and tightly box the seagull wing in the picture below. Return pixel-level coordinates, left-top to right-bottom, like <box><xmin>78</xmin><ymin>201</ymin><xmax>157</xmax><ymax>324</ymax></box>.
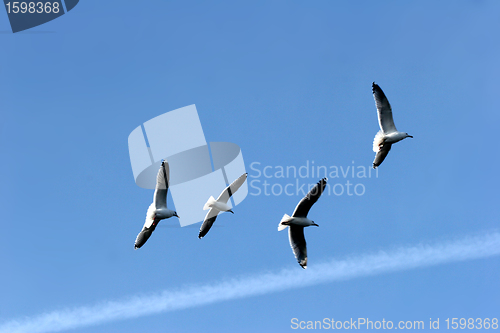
<box><xmin>134</xmin><ymin>217</ymin><xmax>160</xmax><ymax>249</ymax></box>
<box><xmin>289</xmin><ymin>225</ymin><xmax>308</xmax><ymax>268</ymax></box>
<box><xmin>292</xmin><ymin>178</ymin><xmax>327</xmax><ymax>217</ymax></box>
<box><xmin>153</xmin><ymin>160</ymin><xmax>170</xmax><ymax>209</ymax></box>
<box><xmin>198</xmin><ymin>208</ymin><xmax>219</xmax><ymax>239</ymax></box>
<box><xmin>373</xmin><ymin>143</ymin><xmax>392</xmax><ymax>169</ymax></box>
<box><xmin>216</xmin><ymin>173</ymin><xmax>248</xmax><ymax>203</ymax></box>
<box><xmin>373</xmin><ymin>82</ymin><xmax>397</xmax><ymax>134</ymax></box>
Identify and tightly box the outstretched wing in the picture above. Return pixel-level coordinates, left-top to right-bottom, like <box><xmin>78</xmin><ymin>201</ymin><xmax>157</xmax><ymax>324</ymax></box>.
<box><xmin>372</xmin><ymin>143</ymin><xmax>392</xmax><ymax>169</ymax></box>
<box><xmin>373</xmin><ymin>82</ymin><xmax>397</xmax><ymax>134</ymax></box>
<box><xmin>216</xmin><ymin>173</ymin><xmax>248</xmax><ymax>203</ymax></box>
<box><xmin>198</xmin><ymin>208</ymin><xmax>219</xmax><ymax>239</ymax></box>
<box><xmin>153</xmin><ymin>160</ymin><xmax>170</xmax><ymax>209</ymax></box>
<box><xmin>134</xmin><ymin>217</ymin><xmax>160</xmax><ymax>249</ymax></box>
<box><xmin>292</xmin><ymin>178</ymin><xmax>327</xmax><ymax>217</ymax></box>
<box><xmin>289</xmin><ymin>225</ymin><xmax>308</xmax><ymax>268</ymax></box>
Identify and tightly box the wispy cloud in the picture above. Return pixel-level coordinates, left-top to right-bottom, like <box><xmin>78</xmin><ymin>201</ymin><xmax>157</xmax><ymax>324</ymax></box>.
<box><xmin>2</xmin><ymin>232</ymin><xmax>500</xmax><ymax>333</ymax></box>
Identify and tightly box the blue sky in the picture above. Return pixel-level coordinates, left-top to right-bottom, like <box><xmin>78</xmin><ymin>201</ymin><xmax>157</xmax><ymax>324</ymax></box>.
<box><xmin>1</xmin><ymin>1</ymin><xmax>499</xmax><ymax>332</ymax></box>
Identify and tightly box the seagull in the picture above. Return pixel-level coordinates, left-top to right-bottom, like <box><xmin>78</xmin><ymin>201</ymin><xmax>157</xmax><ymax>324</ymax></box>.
<box><xmin>372</xmin><ymin>82</ymin><xmax>413</xmax><ymax>169</ymax></box>
<box><xmin>134</xmin><ymin>160</ymin><xmax>179</xmax><ymax>249</ymax></box>
<box><xmin>278</xmin><ymin>178</ymin><xmax>327</xmax><ymax>269</ymax></box>
<box><xmin>198</xmin><ymin>173</ymin><xmax>248</xmax><ymax>239</ymax></box>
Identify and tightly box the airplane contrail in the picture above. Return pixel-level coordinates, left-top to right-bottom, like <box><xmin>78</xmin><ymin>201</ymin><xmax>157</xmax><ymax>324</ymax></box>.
<box><xmin>1</xmin><ymin>232</ymin><xmax>499</xmax><ymax>333</ymax></box>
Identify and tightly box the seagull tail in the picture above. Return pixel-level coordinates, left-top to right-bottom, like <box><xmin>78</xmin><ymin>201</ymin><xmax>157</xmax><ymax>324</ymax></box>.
<box><xmin>203</xmin><ymin>196</ymin><xmax>217</xmax><ymax>210</ymax></box>
<box><xmin>373</xmin><ymin>130</ymin><xmax>385</xmax><ymax>152</ymax></box>
<box><xmin>278</xmin><ymin>214</ymin><xmax>291</xmax><ymax>231</ymax></box>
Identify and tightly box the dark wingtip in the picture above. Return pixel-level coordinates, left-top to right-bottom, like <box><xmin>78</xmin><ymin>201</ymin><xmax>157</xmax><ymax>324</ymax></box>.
<box><xmin>372</xmin><ymin>82</ymin><xmax>383</xmax><ymax>94</ymax></box>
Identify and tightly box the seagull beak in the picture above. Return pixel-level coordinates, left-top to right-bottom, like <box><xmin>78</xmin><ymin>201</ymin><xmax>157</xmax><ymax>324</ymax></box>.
<box><xmin>229</xmin><ymin>210</ymin><xmax>234</xmax><ymax>214</ymax></box>
<box><xmin>408</xmin><ymin>135</ymin><xmax>413</xmax><ymax>138</ymax></box>
<box><xmin>313</xmin><ymin>222</ymin><xmax>319</xmax><ymax>227</ymax></box>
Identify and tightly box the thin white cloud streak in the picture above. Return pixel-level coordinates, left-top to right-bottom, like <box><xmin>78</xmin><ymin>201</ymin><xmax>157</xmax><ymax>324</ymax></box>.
<box><xmin>2</xmin><ymin>232</ymin><xmax>500</xmax><ymax>333</ymax></box>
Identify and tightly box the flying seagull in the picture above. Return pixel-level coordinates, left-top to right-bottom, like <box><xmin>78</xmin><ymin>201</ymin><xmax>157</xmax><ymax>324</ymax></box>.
<box><xmin>198</xmin><ymin>173</ymin><xmax>248</xmax><ymax>239</ymax></box>
<box><xmin>372</xmin><ymin>82</ymin><xmax>413</xmax><ymax>169</ymax></box>
<box><xmin>278</xmin><ymin>178</ymin><xmax>327</xmax><ymax>269</ymax></box>
<box><xmin>134</xmin><ymin>160</ymin><xmax>179</xmax><ymax>249</ymax></box>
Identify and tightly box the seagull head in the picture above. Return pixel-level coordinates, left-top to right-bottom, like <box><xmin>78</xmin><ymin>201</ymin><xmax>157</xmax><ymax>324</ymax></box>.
<box><xmin>173</xmin><ymin>212</ymin><xmax>179</xmax><ymax>218</ymax></box>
